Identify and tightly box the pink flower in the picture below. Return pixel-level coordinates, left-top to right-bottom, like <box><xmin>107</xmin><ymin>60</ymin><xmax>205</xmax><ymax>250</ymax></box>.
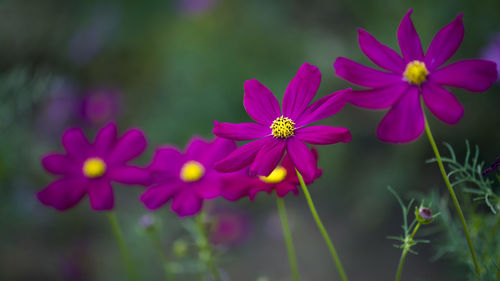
<box><xmin>481</xmin><ymin>32</ymin><xmax>500</xmax><ymax>82</ymax></box>
<box><xmin>210</xmin><ymin>208</ymin><xmax>251</xmax><ymax>246</ymax></box>
<box><xmin>213</xmin><ymin>63</ymin><xmax>351</xmax><ymax>182</ymax></box>
<box><xmin>81</xmin><ymin>88</ymin><xmax>121</xmax><ymax>126</ymax></box>
<box><xmin>334</xmin><ymin>9</ymin><xmax>498</xmax><ymax>143</ymax></box>
<box><xmin>38</xmin><ymin>123</ymin><xmax>150</xmax><ymax>211</ymax></box>
<box><xmin>141</xmin><ymin>137</ymin><xmax>236</xmax><ymax>217</ymax></box>
<box><xmin>221</xmin><ymin>149</ymin><xmax>322</xmax><ymax>201</ymax></box>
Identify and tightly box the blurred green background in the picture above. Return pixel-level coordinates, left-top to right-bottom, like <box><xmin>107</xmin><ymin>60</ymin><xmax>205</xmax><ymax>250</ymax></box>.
<box><xmin>0</xmin><ymin>0</ymin><xmax>499</xmax><ymax>280</ymax></box>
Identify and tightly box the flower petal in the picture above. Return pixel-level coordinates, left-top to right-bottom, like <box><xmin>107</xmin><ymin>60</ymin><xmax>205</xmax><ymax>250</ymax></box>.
<box><xmin>108</xmin><ymin>128</ymin><xmax>147</xmax><ymax>165</ymax></box>
<box><xmin>41</xmin><ymin>154</ymin><xmax>79</xmax><ymax>176</ymax></box>
<box><xmin>347</xmin><ymin>83</ymin><xmax>409</xmax><ymax>109</ymax></box>
<box><xmin>295</xmin><ymin>126</ymin><xmax>351</xmax><ymax>145</ymax></box>
<box><xmin>397</xmin><ymin>9</ymin><xmax>424</xmax><ymax>61</ymax></box>
<box><xmin>275</xmin><ymin>182</ymin><xmax>299</xmax><ymax>197</ymax></box>
<box><xmin>108</xmin><ymin>165</ymin><xmax>151</xmax><ymax>186</ymax></box>
<box><xmin>283</xmin><ymin>148</ymin><xmax>321</xmax><ymax>185</ymax></box>
<box><xmin>249</xmin><ymin>139</ymin><xmax>286</xmax><ymax>177</ymax></box>
<box><xmin>88</xmin><ymin>179</ymin><xmax>114</xmax><ymax>211</ymax></box>
<box><xmin>149</xmin><ymin>146</ymin><xmax>184</xmax><ymax>172</ymax></box>
<box><xmin>194</xmin><ymin>172</ymin><xmax>222</xmax><ymax>199</ymax></box>
<box><xmin>377</xmin><ymin>86</ymin><xmax>424</xmax><ymax>143</ymax></box>
<box><xmin>358</xmin><ymin>28</ymin><xmax>405</xmax><ymax>72</ymax></box>
<box><xmin>296</xmin><ymin>89</ymin><xmax>350</xmax><ymax>127</ymax></box>
<box><xmin>286</xmin><ymin>137</ymin><xmax>317</xmax><ymax>183</ymax></box>
<box><xmin>243</xmin><ymin>79</ymin><xmax>281</xmax><ymax>125</ymax></box>
<box><xmin>425</xmin><ymin>14</ymin><xmax>464</xmax><ymax>70</ymax></box>
<box><xmin>215</xmin><ymin>137</ymin><xmax>269</xmax><ymax>172</ymax></box>
<box><xmin>94</xmin><ymin>122</ymin><xmax>117</xmax><ymax>157</ymax></box>
<box><xmin>140</xmin><ymin>183</ymin><xmax>182</xmax><ymax>210</ymax></box>
<box><xmin>221</xmin><ymin>173</ymin><xmax>255</xmax><ymax>201</ymax></box>
<box><xmin>334</xmin><ymin>57</ymin><xmax>402</xmax><ymax>88</ymax></box>
<box><xmin>37</xmin><ymin>178</ymin><xmax>88</xmax><ymax>211</ymax></box>
<box><xmin>248</xmin><ymin>182</ymin><xmax>273</xmax><ymax>200</ymax></box>
<box><xmin>282</xmin><ymin>63</ymin><xmax>321</xmax><ymax>120</ymax></box>
<box><xmin>62</xmin><ymin>128</ymin><xmax>90</xmax><ymax>161</ymax></box>
<box><xmin>431</xmin><ymin>59</ymin><xmax>498</xmax><ymax>92</ymax></box>
<box><xmin>213</xmin><ymin>121</ymin><xmax>270</xmax><ymax>141</ymax></box>
<box><xmin>422</xmin><ymin>82</ymin><xmax>464</xmax><ymax>125</ymax></box>
<box><xmin>185</xmin><ymin>137</ymin><xmax>211</xmax><ymax>160</ymax></box>
<box><xmin>171</xmin><ymin>190</ymin><xmax>203</xmax><ymax>217</ymax></box>
<box><xmin>199</xmin><ymin>137</ymin><xmax>237</xmax><ymax>167</ymax></box>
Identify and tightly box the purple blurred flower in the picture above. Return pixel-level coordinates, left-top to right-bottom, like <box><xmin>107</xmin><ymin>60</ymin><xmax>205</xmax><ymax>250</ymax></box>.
<box><xmin>179</xmin><ymin>0</ymin><xmax>218</xmax><ymax>15</ymax></box>
<box><xmin>68</xmin><ymin>4</ymin><xmax>120</xmax><ymax>65</ymax></box>
<box><xmin>334</xmin><ymin>9</ymin><xmax>498</xmax><ymax>143</ymax></box>
<box><xmin>481</xmin><ymin>32</ymin><xmax>500</xmax><ymax>82</ymax></box>
<box><xmin>141</xmin><ymin>137</ymin><xmax>236</xmax><ymax>217</ymax></box>
<box><xmin>482</xmin><ymin>155</ymin><xmax>500</xmax><ymax>176</ymax></box>
<box><xmin>221</xmin><ymin>148</ymin><xmax>322</xmax><ymax>201</ymax></box>
<box><xmin>139</xmin><ymin>214</ymin><xmax>156</xmax><ymax>229</ymax></box>
<box><xmin>213</xmin><ymin>63</ymin><xmax>351</xmax><ymax>182</ymax></box>
<box><xmin>38</xmin><ymin>79</ymin><xmax>79</xmax><ymax>134</ymax></box>
<box><xmin>81</xmin><ymin>88</ymin><xmax>121</xmax><ymax>126</ymax></box>
<box><xmin>59</xmin><ymin>242</ymin><xmax>92</xmax><ymax>281</ymax></box>
<box><xmin>210</xmin><ymin>209</ymin><xmax>251</xmax><ymax>246</ymax></box>
<box><xmin>38</xmin><ymin>123</ymin><xmax>150</xmax><ymax>211</ymax></box>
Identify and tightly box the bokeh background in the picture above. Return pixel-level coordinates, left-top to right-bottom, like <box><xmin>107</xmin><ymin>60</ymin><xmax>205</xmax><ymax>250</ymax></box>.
<box><xmin>1</xmin><ymin>0</ymin><xmax>499</xmax><ymax>280</ymax></box>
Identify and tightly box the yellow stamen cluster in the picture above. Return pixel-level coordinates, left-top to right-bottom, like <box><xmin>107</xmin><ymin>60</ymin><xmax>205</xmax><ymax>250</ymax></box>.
<box><xmin>403</xmin><ymin>60</ymin><xmax>429</xmax><ymax>85</ymax></box>
<box><xmin>82</xmin><ymin>157</ymin><xmax>107</xmax><ymax>178</ymax></box>
<box><xmin>180</xmin><ymin>161</ymin><xmax>205</xmax><ymax>182</ymax></box>
<box><xmin>270</xmin><ymin>116</ymin><xmax>295</xmax><ymax>139</ymax></box>
<box><xmin>259</xmin><ymin>166</ymin><xmax>287</xmax><ymax>184</ymax></box>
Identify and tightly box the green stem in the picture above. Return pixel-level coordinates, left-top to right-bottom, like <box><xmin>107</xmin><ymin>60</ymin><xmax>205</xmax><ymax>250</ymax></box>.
<box><xmin>276</xmin><ymin>197</ymin><xmax>301</xmax><ymax>281</ymax></box>
<box><xmin>106</xmin><ymin>212</ymin><xmax>139</xmax><ymax>281</ymax></box>
<box><xmin>147</xmin><ymin>227</ymin><xmax>172</xmax><ymax>281</ymax></box>
<box><xmin>296</xmin><ymin>170</ymin><xmax>349</xmax><ymax>281</ymax></box>
<box><xmin>423</xmin><ymin>116</ymin><xmax>481</xmax><ymax>275</ymax></box>
<box><xmin>195</xmin><ymin>213</ymin><xmax>222</xmax><ymax>281</ymax></box>
<box><xmin>395</xmin><ymin>223</ymin><xmax>421</xmax><ymax>281</ymax></box>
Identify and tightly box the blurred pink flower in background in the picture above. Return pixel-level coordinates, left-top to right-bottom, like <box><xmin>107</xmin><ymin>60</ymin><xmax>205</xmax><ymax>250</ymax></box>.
<box><xmin>178</xmin><ymin>0</ymin><xmax>218</xmax><ymax>15</ymax></box>
<box><xmin>481</xmin><ymin>32</ymin><xmax>500</xmax><ymax>82</ymax></box>
<box><xmin>81</xmin><ymin>88</ymin><xmax>121</xmax><ymax>126</ymax></box>
<box><xmin>59</xmin><ymin>241</ymin><xmax>92</xmax><ymax>281</ymax></box>
<box><xmin>210</xmin><ymin>208</ymin><xmax>251</xmax><ymax>246</ymax></box>
<box><xmin>68</xmin><ymin>4</ymin><xmax>120</xmax><ymax>66</ymax></box>
<box><xmin>38</xmin><ymin>78</ymin><xmax>79</xmax><ymax>134</ymax></box>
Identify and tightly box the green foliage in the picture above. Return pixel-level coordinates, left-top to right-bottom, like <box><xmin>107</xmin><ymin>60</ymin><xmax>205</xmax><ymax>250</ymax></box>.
<box><xmin>427</xmin><ymin>141</ymin><xmax>500</xmax><ymax>214</ymax></box>
<box><xmin>425</xmin><ymin>142</ymin><xmax>500</xmax><ymax>281</ymax></box>
<box><xmin>386</xmin><ymin>186</ymin><xmax>432</xmax><ymax>254</ymax></box>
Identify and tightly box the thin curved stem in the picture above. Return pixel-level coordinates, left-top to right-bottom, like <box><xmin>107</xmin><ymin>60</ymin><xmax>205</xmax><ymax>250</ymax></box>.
<box><xmin>395</xmin><ymin>223</ymin><xmax>421</xmax><ymax>281</ymax></box>
<box><xmin>195</xmin><ymin>213</ymin><xmax>222</xmax><ymax>281</ymax></box>
<box><xmin>296</xmin><ymin>170</ymin><xmax>349</xmax><ymax>281</ymax></box>
<box><xmin>276</xmin><ymin>197</ymin><xmax>301</xmax><ymax>281</ymax></box>
<box><xmin>106</xmin><ymin>212</ymin><xmax>140</xmax><ymax>281</ymax></box>
<box><xmin>423</xmin><ymin>116</ymin><xmax>480</xmax><ymax>275</ymax></box>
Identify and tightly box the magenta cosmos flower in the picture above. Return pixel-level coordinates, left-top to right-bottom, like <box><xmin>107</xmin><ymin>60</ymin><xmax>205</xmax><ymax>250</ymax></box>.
<box><xmin>334</xmin><ymin>9</ymin><xmax>498</xmax><ymax>143</ymax></box>
<box><xmin>140</xmin><ymin>137</ymin><xmax>236</xmax><ymax>217</ymax></box>
<box><xmin>38</xmin><ymin>122</ymin><xmax>150</xmax><ymax>211</ymax></box>
<box><xmin>221</xmin><ymin>149</ymin><xmax>322</xmax><ymax>201</ymax></box>
<box><xmin>213</xmin><ymin>63</ymin><xmax>351</xmax><ymax>182</ymax></box>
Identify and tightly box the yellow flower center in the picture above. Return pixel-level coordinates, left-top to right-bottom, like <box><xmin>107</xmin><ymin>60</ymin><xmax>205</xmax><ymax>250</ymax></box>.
<box><xmin>403</xmin><ymin>60</ymin><xmax>429</xmax><ymax>85</ymax></box>
<box><xmin>82</xmin><ymin>157</ymin><xmax>107</xmax><ymax>178</ymax></box>
<box><xmin>270</xmin><ymin>116</ymin><xmax>295</xmax><ymax>139</ymax></box>
<box><xmin>259</xmin><ymin>166</ymin><xmax>287</xmax><ymax>183</ymax></box>
<box><xmin>180</xmin><ymin>161</ymin><xmax>205</xmax><ymax>182</ymax></box>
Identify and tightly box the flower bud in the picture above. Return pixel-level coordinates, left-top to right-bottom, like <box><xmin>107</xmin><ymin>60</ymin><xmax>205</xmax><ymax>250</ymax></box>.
<box><xmin>415</xmin><ymin>207</ymin><xmax>433</xmax><ymax>224</ymax></box>
<box><xmin>173</xmin><ymin>239</ymin><xmax>189</xmax><ymax>258</ymax></box>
